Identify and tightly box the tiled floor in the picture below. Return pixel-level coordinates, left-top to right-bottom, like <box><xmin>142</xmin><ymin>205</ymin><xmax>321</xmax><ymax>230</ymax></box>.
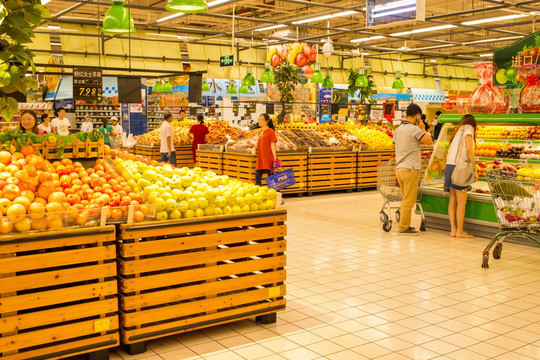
<box><xmin>110</xmin><ymin>191</ymin><xmax>540</xmax><ymax>360</ymax></box>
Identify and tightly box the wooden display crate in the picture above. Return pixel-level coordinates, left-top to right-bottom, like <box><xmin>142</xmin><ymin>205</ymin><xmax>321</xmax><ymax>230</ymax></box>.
<box><xmin>135</xmin><ymin>144</ymin><xmax>194</xmax><ymax>167</ymax></box>
<box><xmin>279</xmin><ymin>152</ymin><xmax>308</xmax><ymax>194</ymax></box>
<box><xmin>308</xmin><ymin>151</ymin><xmax>357</xmax><ymax>194</ymax></box>
<box><xmin>222</xmin><ymin>152</ymin><xmax>256</xmax><ymax>183</ymax></box>
<box><xmin>357</xmin><ymin>150</ymin><xmax>393</xmax><ymax>189</ymax></box>
<box><xmin>0</xmin><ymin>226</ymin><xmax>119</xmax><ymax>360</ymax></box>
<box><xmin>19</xmin><ymin>137</ymin><xmax>105</xmax><ymax>160</ymax></box>
<box><xmin>196</xmin><ymin>149</ymin><xmax>223</xmax><ymax>174</ymax></box>
<box><xmin>116</xmin><ymin>210</ymin><xmax>287</xmax><ymax>354</ymax></box>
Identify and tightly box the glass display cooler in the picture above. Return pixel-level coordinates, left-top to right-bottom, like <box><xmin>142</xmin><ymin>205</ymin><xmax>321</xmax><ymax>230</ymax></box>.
<box><xmin>420</xmin><ymin>114</ymin><xmax>540</xmax><ymax>239</ymax></box>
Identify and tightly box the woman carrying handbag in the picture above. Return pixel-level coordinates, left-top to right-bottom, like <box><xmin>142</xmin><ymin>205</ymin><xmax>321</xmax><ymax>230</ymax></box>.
<box><xmin>444</xmin><ymin>114</ymin><xmax>478</xmax><ymax>238</ymax></box>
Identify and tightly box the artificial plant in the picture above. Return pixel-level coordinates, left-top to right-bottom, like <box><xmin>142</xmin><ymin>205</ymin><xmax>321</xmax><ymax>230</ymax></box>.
<box><xmin>0</xmin><ymin>0</ymin><xmax>50</xmax><ymax>122</ymax></box>
<box><xmin>274</xmin><ymin>62</ymin><xmax>299</xmax><ymax>124</ymax></box>
<box><xmin>348</xmin><ymin>67</ymin><xmax>376</xmax><ymax>104</ymax></box>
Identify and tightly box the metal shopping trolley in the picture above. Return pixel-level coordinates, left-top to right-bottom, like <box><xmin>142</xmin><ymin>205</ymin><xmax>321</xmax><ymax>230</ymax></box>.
<box><xmin>481</xmin><ymin>169</ymin><xmax>540</xmax><ymax>268</ymax></box>
<box><xmin>377</xmin><ymin>157</ymin><xmax>427</xmax><ymax>232</ymax></box>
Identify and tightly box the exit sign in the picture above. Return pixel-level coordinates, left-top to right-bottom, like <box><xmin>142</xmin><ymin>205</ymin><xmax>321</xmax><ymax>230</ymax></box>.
<box><xmin>220</xmin><ymin>55</ymin><xmax>234</xmax><ymax>67</ymax></box>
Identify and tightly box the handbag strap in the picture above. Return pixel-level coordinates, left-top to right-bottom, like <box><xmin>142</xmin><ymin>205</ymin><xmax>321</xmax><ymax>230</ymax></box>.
<box><xmin>454</xmin><ymin>127</ymin><xmax>469</xmax><ymax>164</ymax></box>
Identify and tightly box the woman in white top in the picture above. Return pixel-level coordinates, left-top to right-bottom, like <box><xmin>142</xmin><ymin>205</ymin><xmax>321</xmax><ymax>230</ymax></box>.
<box><xmin>81</xmin><ymin>115</ymin><xmax>93</xmax><ymax>132</ymax></box>
<box><xmin>37</xmin><ymin>113</ymin><xmax>52</xmax><ymax>135</ymax></box>
<box><xmin>443</xmin><ymin>114</ymin><xmax>478</xmax><ymax>238</ymax></box>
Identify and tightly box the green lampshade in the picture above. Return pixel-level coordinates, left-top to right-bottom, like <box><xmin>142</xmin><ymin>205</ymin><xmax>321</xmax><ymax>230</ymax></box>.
<box><xmin>162</xmin><ymin>81</ymin><xmax>173</xmax><ymax>92</ymax></box>
<box><xmin>202</xmin><ymin>81</ymin><xmax>210</xmax><ymax>92</ymax></box>
<box><xmin>355</xmin><ymin>68</ymin><xmax>368</xmax><ymax>88</ymax></box>
<box><xmin>228</xmin><ymin>82</ymin><xmax>238</xmax><ymax>94</ymax></box>
<box><xmin>153</xmin><ymin>82</ymin><xmax>162</xmax><ymax>92</ymax></box>
<box><xmin>102</xmin><ymin>1</ymin><xmax>135</xmax><ymax>34</ymax></box>
<box><xmin>166</xmin><ymin>0</ymin><xmax>208</xmax><ymax>13</ymax></box>
<box><xmin>260</xmin><ymin>69</ymin><xmax>275</xmax><ymax>83</ymax></box>
<box><xmin>311</xmin><ymin>70</ymin><xmax>323</xmax><ymax>83</ymax></box>
<box><xmin>239</xmin><ymin>84</ymin><xmax>249</xmax><ymax>94</ymax></box>
<box><xmin>392</xmin><ymin>72</ymin><xmax>405</xmax><ymax>93</ymax></box>
<box><xmin>322</xmin><ymin>75</ymin><xmax>333</xmax><ymax>88</ymax></box>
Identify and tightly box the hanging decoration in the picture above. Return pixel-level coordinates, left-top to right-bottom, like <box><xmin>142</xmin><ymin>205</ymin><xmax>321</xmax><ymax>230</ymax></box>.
<box><xmin>392</xmin><ymin>71</ymin><xmax>405</xmax><ymax>93</ymax></box>
<box><xmin>165</xmin><ymin>0</ymin><xmax>208</xmax><ymax>13</ymax></box>
<box><xmin>322</xmin><ymin>70</ymin><xmax>333</xmax><ymax>88</ymax></box>
<box><xmin>102</xmin><ymin>0</ymin><xmax>135</xmax><ymax>34</ymax></box>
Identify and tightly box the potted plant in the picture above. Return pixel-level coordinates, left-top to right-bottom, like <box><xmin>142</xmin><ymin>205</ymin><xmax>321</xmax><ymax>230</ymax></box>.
<box><xmin>348</xmin><ymin>68</ymin><xmax>376</xmax><ymax>121</ymax></box>
<box><xmin>274</xmin><ymin>63</ymin><xmax>299</xmax><ymax>124</ymax></box>
<box><xmin>0</xmin><ymin>1</ymin><xmax>50</xmax><ymax>122</ymax></box>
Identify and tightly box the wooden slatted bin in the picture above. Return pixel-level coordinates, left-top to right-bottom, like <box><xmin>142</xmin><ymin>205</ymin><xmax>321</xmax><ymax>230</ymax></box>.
<box><xmin>196</xmin><ymin>149</ymin><xmax>223</xmax><ymax>174</ymax></box>
<box><xmin>0</xmin><ymin>226</ymin><xmax>119</xmax><ymax>360</ymax></box>
<box><xmin>116</xmin><ymin>210</ymin><xmax>287</xmax><ymax>354</ymax></box>
<box><xmin>278</xmin><ymin>152</ymin><xmax>308</xmax><ymax>195</ymax></box>
<box><xmin>222</xmin><ymin>152</ymin><xmax>256</xmax><ymax>183</ymax></box>
<box><xmin>357</xmin><ymin>150</ymin><xmax>393</xmax><ymax>189</ymax></box>
<box><xmin>308</xmin><ymin>151</ymin><xmax>357</xmax><ymax>194</ymax></box>
<box><xmin>175</xmin><ymin>145</ymin><xmax>195</xmax><ymax>168</ymax></box>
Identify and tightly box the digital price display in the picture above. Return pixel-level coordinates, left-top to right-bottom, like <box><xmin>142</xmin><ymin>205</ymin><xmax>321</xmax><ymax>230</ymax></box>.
<box><xmin>73</xmin><ymin>66</ymin><xmax>103</xmax><ymax>101</ymax></box>
<box><xmin>383</xmin><ymin>102</ymin><xmax>395</xmax><ymax>121</ymax></box>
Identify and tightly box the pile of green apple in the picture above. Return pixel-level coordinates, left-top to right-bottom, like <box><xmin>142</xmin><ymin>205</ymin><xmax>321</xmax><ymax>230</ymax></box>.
<box><xmin>116</xmin><ymin>158</ymin><xmax>278</xmax><ymax>220</ymax></box>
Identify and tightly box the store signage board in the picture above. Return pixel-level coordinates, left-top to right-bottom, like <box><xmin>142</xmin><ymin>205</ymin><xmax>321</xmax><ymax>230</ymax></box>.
<box><xmin>493</xmin><ymin>31</ymin><xmax>540</xmax><ymax>88</ymax></box>
<box><xmin>366</xmin><ymin>0</ymin><xmax>425</xmax><ymax>28</ymax></box>
<box><xmin>220</xmin><ymin>55</ymin><xmax>234</xmax><ymax>67</ymax></box>
<box><xmin>73</xmin><ymin>66</ymin><xmax>103</xmax><ymax>101</ymax></box>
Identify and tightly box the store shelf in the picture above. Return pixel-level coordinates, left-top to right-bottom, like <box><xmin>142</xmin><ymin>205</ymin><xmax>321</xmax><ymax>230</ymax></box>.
<box><xmin>478</xmin><ymin>139</ymin><xmax>540</xmax><ymax>144</ymax></box>
<box><xmin>75</xmin><ymin>109</ymin><xmax>120</xmax><ymax>113</ymax></box>
<box><xmin>476</xmin><ymin>157</ymin><xmax>540</xmax><ymax>165</ymax></box>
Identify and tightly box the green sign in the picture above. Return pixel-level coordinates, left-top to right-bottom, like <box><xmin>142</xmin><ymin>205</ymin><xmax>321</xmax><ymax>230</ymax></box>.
<box><xmin>220</xmin><ymin>55</ymin><xmax>234</xmax><ymax>67</ymax></box>
<box><xmin>493</xmin><ymin>32</ymin><xmax>540</xmax><ymax>88</ymax></box>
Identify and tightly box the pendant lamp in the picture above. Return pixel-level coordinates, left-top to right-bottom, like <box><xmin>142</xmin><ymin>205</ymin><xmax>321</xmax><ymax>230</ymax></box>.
<box><xmin>355</xmin><ymin>68</ymin><xmax>368</xmax><ymax>88</ymax></box>
<box><xmin>311</xmin><ymin>63</ymin><xmax>323</xmax><ymax>84</ymax></box>
<box><xmin>260</xmin><ymin>62</ymin><xmax>275</xmax><ymax>83</ymax></box>
<box><xmin>243</xmin><ymin>66</ymin><xmax>256</xmax><ymax>86</ymax></box>
<box><xmin>202</xmin><ymin>81</ymin><xmax>210</xmax><ymax>92</ymax></box>
<box><xmin>162</xmin><ymin>81</ymin><xmax>173</xmax><ymax>92</ymax></box>
<box><xmin>166</xmin><ymin>0</ymin><xmax>208</xmax><ymax>13</ymax></box>
<box><xmin>239</xmin><ymin>84</ymin><xmax>249</xmax><ymax>94</ymax></box>
<box><xmin>322</xmin><ymin>70</ymin><xmax>333</xmax><ymax>88</ymax></box>
<box><xmin>392</xmin><ymin>71</ymin><xmax>405</xmax><ymax>93</ymax></box>
<box><xmin>102</xmin><ymin>0</ymin><xmax>135</xmax><ymax>34</ymax></box>
<box><xmin>228</xmin><ymin>81</ymin><xmax>238</xmax><ymax>94</ymax></box>
<box><xmin>153</xmin><ymin>81</ymin><xmax>162</xmax><ymax>92</ymax></box>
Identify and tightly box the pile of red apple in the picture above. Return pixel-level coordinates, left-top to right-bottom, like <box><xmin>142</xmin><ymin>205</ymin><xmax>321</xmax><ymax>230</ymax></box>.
<box><xmin>0</xmin><ymin>145</ymin><xmax>149</xmax><ymax>235</ymax></box>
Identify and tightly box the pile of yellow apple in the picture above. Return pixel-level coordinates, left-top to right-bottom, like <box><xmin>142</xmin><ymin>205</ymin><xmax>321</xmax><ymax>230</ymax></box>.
<box><xmin>348</xmin><ymin>127</ymin><xmax>393</xmax><ymax>150</ymax></box>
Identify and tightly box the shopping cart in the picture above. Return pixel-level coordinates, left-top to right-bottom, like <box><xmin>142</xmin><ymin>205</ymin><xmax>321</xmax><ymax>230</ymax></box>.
<box><xmin>377</xmin><ymin>157</ymin><xmax>427</xmax><ymax>232</ymax></box>
<box><xmin>482</xmin><ymin>169</ymin><xmax>540</xmax><ymax>268</ymax></box>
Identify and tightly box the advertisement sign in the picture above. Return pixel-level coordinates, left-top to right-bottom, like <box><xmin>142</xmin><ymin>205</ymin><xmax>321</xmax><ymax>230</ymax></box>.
<box><xmin>267</xmin><ymin>42</ymin><xmax>318</xmax><ymax>76</ymax></box>
<box><xmin>267</xmin><ymin>83</ymin><xmax>317</xmax><ymax>122</ymax></box>
<box><xmin>493</xmin><ymin>32</ymin><xmax>540</xmax><ymax>88</ymax></box>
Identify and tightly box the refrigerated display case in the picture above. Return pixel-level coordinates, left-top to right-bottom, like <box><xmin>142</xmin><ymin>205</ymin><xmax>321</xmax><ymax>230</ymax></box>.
<box><xmin>420</xmin><ymin>113</ymin><xmax>540</xmax><ymax>240</ymax></box>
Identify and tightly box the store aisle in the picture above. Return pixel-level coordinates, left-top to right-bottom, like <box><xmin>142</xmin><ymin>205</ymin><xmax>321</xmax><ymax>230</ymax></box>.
<box><xmin>111</xmin><ymin>191</ymin><xmax>540</xmax><ymax>360</ymax></box>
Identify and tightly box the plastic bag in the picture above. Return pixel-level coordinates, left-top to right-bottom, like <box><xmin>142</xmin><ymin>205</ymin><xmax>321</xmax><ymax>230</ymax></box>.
<box><xmin>466</xmin><ymin>62</ymin><xmax>510</xmax><ymax>114</ymax></box>
<box><xmin>518</xmin><ymin>66</ymin><xmax>540</xmax><ymax>113</ymax></box>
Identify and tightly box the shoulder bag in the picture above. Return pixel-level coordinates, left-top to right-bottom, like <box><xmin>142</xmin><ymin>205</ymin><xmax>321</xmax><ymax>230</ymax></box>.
<box><xmin>451</xmin><ymin>128</ymin><xmax>476</xmax><ymax>187</ymax></box>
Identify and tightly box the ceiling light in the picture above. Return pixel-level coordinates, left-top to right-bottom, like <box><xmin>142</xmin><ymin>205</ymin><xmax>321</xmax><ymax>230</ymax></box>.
<box><xmin>480</xmin><ymin>53</ymin><xmax>493</xmax><ymax>57</ymax></box>
<box><xmin>50</xmin><ymin>42</ymin><xmax>62</xmax><ymax>46</ymax></box>
<box><xmin>463</xmin><ymin>35</ymin><xmax>523</xmax><ymax>44</ymax></box>
<box><xmin>157</xmin><ymin>13</ymin><xmax>185</xmax><ymax>23</ymax></box>
<box><xmin>102</xmin><ymin>1</ymin><xmax>135</xmax><ymax>34</ymax></box>
<box><xmin>47</xmin><ymin>25</ymin><xmax>60</xmax><ymax>29</ymax></box>
<box><xmin>373</xmin><ymin>6</ymin><xmax>416</xmax><ymax>18</ymax></box>
<box><xmin>462</xmin><ymin>14</ymin><xmax>529</xmax><ymax>26</ymax></box>
<box><xmin>207</xmin><ymin>0</ymin><xmax>230</xmax><ymax>6</ymax></box>
<box><xmin>146</xmin><ymin>32</ymin><xmax>178</xmax><ymax>38</ymax></box>
<box><xmin>430</xmin><ymin>59</ymin><xmax>437</xmax><ymax>63</ymax></box>
<box><xmin>391</xmin><ymin>24</ymin><xmax>456</xmax><ymax>37</ymax></box>
<box><xmin>373</xmin><ymin>0</ymin><xmax>416</xmax><ymax>12</ymax></box>
<box><xmin>351</xmin><ymin>35</ymin><xmax>385</xmax><ymax>43</ymax></box>
<box><xmin>166</xmin><ymin>0</ymin><xmax>208</xmax><ymax>14</ymax></box>
<box><xmin>255</xmin><ymin>24</ymin><xmax>286</xmax><ymax>32</ymax></box>
<box><xmin>42</xmin><ymin>0</ymin><xmax>51</xmax><ymax>4</ymax></box>
<box><xmin>292</xmin><ymin>10</ymin><xmax>358</xmax><ymax>25</ymax></box>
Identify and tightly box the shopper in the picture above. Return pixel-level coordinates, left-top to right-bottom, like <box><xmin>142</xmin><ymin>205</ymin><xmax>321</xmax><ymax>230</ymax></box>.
<box><xmin>51</xmin><ymin>107</ymin><xmax>71</xmax><ymax>136</ymax></box>
<box><xmin>110</xmin><ymin>117</ymin><xmax>122</xmax><ymax>149</ymax></box>
<box><xmin>19</xmin><ymin>110</ymin><xmax>38</xmax><ymax>134</ymax></box>
<box><xmin>431</xmin><ymin>111</ymin><xmax>443</xmax><ymax>140</ymax></box>
<box><xmin>420</xmin><ymin>114</ymin><xmax>429</xmax><ymax>130</ymax></box>
<box><xmin>255</xmin><ymin>114</ymin><xmax>278</xmax><ymax>186</ymax></box>
<box><xmin>160</xmin><ymin>112</ymin><xmax>177</xmax><ymax>166</ymax></box>
<box><xmin>178</xmin><ymin>109</ymin><xmax>186</xmax><ymax>122</ymax></box>
<box><xmin>445</xmin><ymin>114</ymin><xmax>478</xmax><ymax>238</ymax></box>
<box><xmin>189</xmin><ymin>114</ymin><xmax>209</xmax><ymax>163</ymax></box>
<box><xmin>393</xmin><ymin>103</ymin><xmax>433</xmax><ymax>236</ymax></box>
<box><xmin>98</xmin><ymin>119</ymin><xmax>113</xmax><ymax>147</ymax></box>
<box><xmin>38</xmin><ymin>113</ymin><xmax>52</xmax><ymax>135</ymax></box>
<box><xmin>81</xmin><ymin>115</ymin><xmax>93</xmax><ymax>132</ymax></box>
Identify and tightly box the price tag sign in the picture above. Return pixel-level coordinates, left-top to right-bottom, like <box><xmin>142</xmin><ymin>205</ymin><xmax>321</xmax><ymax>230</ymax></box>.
<box><xmin>501</xmin><ymin>140</ymin><xmax>509</xmax><ymax>144</ymax></box>
<box><xmin>519</xmin><ymin>160</ymin><xmax>528</xmax><ymax>165</ymax></box>
<box><xmin>495</xmin><ymin>158</ymin><xmax>503</xmax><ymax>163</ymax></box>
<box><xmin>525</xmin><ymin>141</ymin><xmax>533</xmax><ymax>146</ymax></box>
<box><xmin>73</xmin><ymin>66</ymin><xmax>102</xmax><ymax>101</ymax></box>
<box><xmin>477</xmin><ymin>139</ymin><xmax>484</xmax><ymax>143</ymax></box>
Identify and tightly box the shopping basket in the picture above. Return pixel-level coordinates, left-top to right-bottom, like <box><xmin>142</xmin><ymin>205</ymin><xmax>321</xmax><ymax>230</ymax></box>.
<box><xmin>266</xmin><ymin>166</ymin><xmax>296</xmax><ymax>191</ymax></box>
<box><xmin>377</xmin><ymin>157</ymin><xmax>427</xmax><ymax>232</ymax></box>
<box><xmin>481</xmin><ymin>169</ymin><xmax>540</xmax><ymax>268</ymax></box>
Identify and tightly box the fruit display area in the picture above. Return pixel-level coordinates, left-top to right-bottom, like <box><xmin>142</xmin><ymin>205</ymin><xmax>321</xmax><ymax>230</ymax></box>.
<box><xmin>420</xmin><ymin>114</ymin><xmax>540</xmax><ymax>241</ymax></box>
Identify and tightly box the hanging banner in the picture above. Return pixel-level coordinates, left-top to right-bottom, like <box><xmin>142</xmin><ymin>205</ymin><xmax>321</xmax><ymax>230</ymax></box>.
<box><xmin>267</xmin><ymin>42</ymin><xmax>318</xmax><ymax>77</ymax></box>
<box><xmin>493</xmin><ymin>32</ymin><xmax>540</xmax><ymax>88</ymax></box>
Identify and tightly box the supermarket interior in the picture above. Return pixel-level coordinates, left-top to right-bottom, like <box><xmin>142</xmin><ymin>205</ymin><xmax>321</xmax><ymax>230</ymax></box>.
<box><xmin>1</xmin><ymin>0</ymin><xmax>540</xmax><ymax>359</ymax></box>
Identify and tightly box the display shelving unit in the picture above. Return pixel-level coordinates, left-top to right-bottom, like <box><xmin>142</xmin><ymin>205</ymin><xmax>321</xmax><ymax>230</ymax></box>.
<box><xmin>75</xmin><ymin>104</ymin><xmax>120</xmax><ymax>130</ymax></box>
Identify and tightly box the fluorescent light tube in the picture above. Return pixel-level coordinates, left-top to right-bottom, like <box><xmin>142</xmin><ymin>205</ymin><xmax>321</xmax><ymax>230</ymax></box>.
<box><xmin>463</xmin><ymin>36</ymin><xmax>523</xmax><ymax>44</ymax></box>
<box><xmin>480</xmin><ymin>53</ymin><xmax>493</xmax><ymax>57</ymax></box>
<box><xmin>372</xmin><ymin>0</ymin><xmax>416</xmax><ymax>12</ymax></box>
<box><xmin>373</xmin><ymin>6</ymin><xmax>416</xmax><ymax>18</ymax></box>
<box><xmin>430</xmin><ymin>59</ymin><xmax>437</xmax><ymax>63</ymax></box>
<box><xmin>292</xmin><ymin>10</ymin><xmax>358</xmax><ymax>25</ymax></box>
<box><xmin>207</xmin><ymin>0</ymin><xmax>230</xmax><ymax>6</ymax></box>
<box><xmin>351</xmin><ymin>35</ymin><xmax>385</xmax><ymax>43</ymax></box>
<box><xmin>391</xmin><ymin>24</ymin><xmax>456</xmax><ymax>36</ymax></box>
<box><xmin>462</xmin><ymin>14</ymin><xmax>528</xmax><ymax>25</ymax></box>
<box><xmin>50</xmin><ymin>42</ymin><xmax>62</xmax><ymax>46</ymax></box>
<box><xmin>157</xmin><ymin>13</ymin><xmax>185</xmax><ymax>23</ymax></box>
<box><xmin>42</xmin><ymin>0</ymin><xmax>51</xmax><ymax>4</ymax></box>
<box><xmin>255</xmin><ymin>24</ymin><xmax>286</xmax><ymax>32</ymax></box>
